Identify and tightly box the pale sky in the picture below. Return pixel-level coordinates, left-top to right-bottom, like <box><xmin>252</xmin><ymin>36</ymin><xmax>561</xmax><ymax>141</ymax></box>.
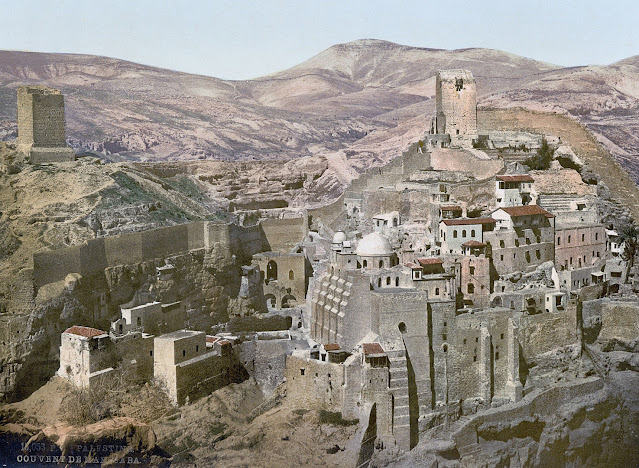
<box><xmin>1</xmin><ymin>0</ymin><xmax>637</xmax><ymax>80</ymax></box>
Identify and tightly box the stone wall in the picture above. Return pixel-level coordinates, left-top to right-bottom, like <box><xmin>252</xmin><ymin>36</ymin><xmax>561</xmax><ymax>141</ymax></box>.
<box><xmin>33</xmin><ymin>219</ymin><xmax>309</xmax><ymax>290</ymax></box>
<box><xmin>285</xmin><ymin>353</ymin><xmax>346</xmax><ymax>411</ymax></box>
<box><xmin>599</xmin><ymin>300</ymin><xmax>639</xmax><ymax>342</ymax></box>
<box><xmin>518</xmin><ymin>309</ymin><xmax>578</xmax><ymax>359</ymax></box>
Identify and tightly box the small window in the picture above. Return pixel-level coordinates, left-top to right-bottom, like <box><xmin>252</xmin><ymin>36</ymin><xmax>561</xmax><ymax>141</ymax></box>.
<box><xmin>435</xmin><ymin>287</ymin><xmax>440</xmax><ymax>295</ymax></box>
<box><xmin>443</xmin><ymin>321</ymin><xmax>447</xmax><ymax>327</ymax></box>
<box><xmin>300</xmin><ymin>369</ymin><xmax>305</xmax><ymax>376</ymax></box>
<box><xmin>289</xmin><ymin>270</ymin><xmax>294</xmax><ymax>280</ymax></box>
<box><xmin>595</xmin><ymin>232</ymin><xmax>599</xmax><ymax>240</ymax></box>
<box><xmin>582</xmin><ymin>234</ymin><xmax>585</xmax><ymax>242</ymax></box>
<box><xmin>462</xmin><ymin>230</ymin><xmax>467</xmax><ymax>238</ymax></box>
<box><xmin>473</xmin><ymin>356</ymin><xmax>477</xmax><ymax>362</ymax></box>
<box><xmin>442</xmin><ymin>334</ymin><xmax>447</xmax><ymax>341</ymax></box>
<box><xmin>386</xmin><ymin>277</ymin><xmax>391</xmax><ymax>286</ymax></box>
<box><xmin>557</xmin><ymin>237</ymin><xmax>561</xmax><ymax>246</ymax></box>
<box><xmin>363</xmin><ymin>260</ymin><xmax>368</xmax><ymax>268</ymax></box>
<box><xmin>515</xmin><ymin>239</ymin><xmax>520</xmax><ymax>247</ymax></box>
<box><xmin>182</xmin><ymin>350</ymin><xmax>186</xmax><ymax>357</ymax></box>
<box><xmin>495</xmin><ymin>352</ymin><xmax>500</xmax><ymax>360</ymax></box>
<box><xmin>501</xmin><ymin>333</ymin><xmax>504</xmax><ymax>339</ymax></box>
<box><xmin>196</xmin><ymin>345</ymin><xmax>199</xmax><ymax>352</ymax></box>
<box><xmin>150</xmin><ymin>350</ymin><xmax>153</xmax><ymax>357</ymax></box>
<box><xmin>500</xmin><ymin>240</ymin><xmax>505</xmax><ymax>248</ymax></box>
<box><xmin>453</xmin><ymin>230</ymin><xmax>458</xmax><ymax>238</ymax></box>
<box><xmin>568</xmin><ymin>235</ymin><xmax>571</xmax><ymax>243</ymax></box>
<box><xmin>500</xmin><ymin>255</ymin><xmax>504</xmax><ymax>261</ymax></box>
<box><xmin>463</xmin><ymin>339</ymin><xmax>467</xmax><ymax>345</ymax></box>
<box><xmin>471</xmin><ymin>230</ymin><xmax>476</xmax><ymax>237</ymax></box>
<box><xmin>468</xmin><ymin>283</ymin><xmax>474</xmax><ymax>294</ymax></box>
<box><xmin>470</xmin><ymin>266</ymin><xmax>475</xmax><ymax>275</ymax></box>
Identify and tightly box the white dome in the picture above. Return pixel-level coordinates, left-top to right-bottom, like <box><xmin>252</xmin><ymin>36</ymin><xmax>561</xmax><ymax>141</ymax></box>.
<box><xmin>332</xmin><ymin>231</ymin><xmax>347</xmax><ymax>244</ymax></box>
<box><xmin>356</xmin><ymin>232</ymin><xmax>392</xmax><ymax>256</ymax></box>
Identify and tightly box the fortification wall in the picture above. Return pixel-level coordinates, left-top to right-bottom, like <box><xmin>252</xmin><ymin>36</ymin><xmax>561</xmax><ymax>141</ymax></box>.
<box><xmin>174</xmin><ymin>353</ymin><xmax>233</xmax><ymax>405</ymax></box>
<box><xmin>33</xmin><ymin>222</ymin><xmax>245</xmax><ymax>289</ymax></box>
<box><xmin>518</xmin><ymin>309</ymin><xmax>577</xmax><ymax>359</ymax></box>
<box><xmin>599</xmin><ymin>300</ymin><xmax>639</xmax><ymax>342</ymax></box>
<box><xmin>285</xmin><ymin>354</ymin><xmax>346</xmax><ymax>411</ymax></box>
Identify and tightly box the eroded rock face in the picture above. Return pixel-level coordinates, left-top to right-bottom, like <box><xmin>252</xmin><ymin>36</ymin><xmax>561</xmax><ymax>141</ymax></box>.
<box><xmin>0</xmin><ymin>243</ymin><xmax>267</xmax><ymax>400</ymax></box>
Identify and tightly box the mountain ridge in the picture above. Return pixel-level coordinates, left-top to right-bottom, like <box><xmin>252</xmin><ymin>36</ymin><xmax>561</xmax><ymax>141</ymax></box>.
<box><xmin>0</xmin><ymin>39</ymin><xmax>637</xmax><ymax>185</ymax></box>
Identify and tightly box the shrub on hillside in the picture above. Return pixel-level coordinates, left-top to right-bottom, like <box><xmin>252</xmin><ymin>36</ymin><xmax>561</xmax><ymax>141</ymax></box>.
<box><xmin>524</xmin><ymin>138</ymin><xmax>554</xmax><ymax>170</ymax></box>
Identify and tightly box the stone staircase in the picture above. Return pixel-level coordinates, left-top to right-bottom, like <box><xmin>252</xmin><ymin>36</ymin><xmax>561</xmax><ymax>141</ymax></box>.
<box><xmin>388</xmin><ymin>349</ymin><xmax>411</xmax><ymax>445</ymax></box>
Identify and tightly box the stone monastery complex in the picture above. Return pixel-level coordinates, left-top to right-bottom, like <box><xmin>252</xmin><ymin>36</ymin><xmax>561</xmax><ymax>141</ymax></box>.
<box><xmin>4</xmin><ymin>71</ymin><xmax>639</xmax><ymax>460</ymax></box>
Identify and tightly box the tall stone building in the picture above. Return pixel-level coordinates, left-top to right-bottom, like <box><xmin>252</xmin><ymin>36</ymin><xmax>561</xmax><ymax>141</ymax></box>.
<box><xmin>432</xmin><ymin>70</ymin><xmax>478</xmax><ymax>147</ymax></box>
<box><xmin>17</xmin><ymin>86</ymin><xmax>75</xmax><ymax>163</ymax></box>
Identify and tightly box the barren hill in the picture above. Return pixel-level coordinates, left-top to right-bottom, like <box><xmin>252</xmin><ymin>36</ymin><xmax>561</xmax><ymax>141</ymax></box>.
<box><xmin>0</xmin><ymin>40</ymin><xmax>638</xmax><ymax>185</ymax></box>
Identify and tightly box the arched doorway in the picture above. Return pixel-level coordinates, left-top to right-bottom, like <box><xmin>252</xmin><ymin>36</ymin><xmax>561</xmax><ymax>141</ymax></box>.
<box><xmin>281</xmin><ymin>294</ymin><xmax>297</xmax><ymax>308</ymax></box>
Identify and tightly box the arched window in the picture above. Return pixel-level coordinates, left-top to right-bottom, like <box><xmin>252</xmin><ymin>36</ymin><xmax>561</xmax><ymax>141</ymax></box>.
<box><xmin>595</xmin><ymin>232</ymin><xmax>599</xmax><ymax>240</ymax></box>
<box><xmin>435</xmin><ymin>287</ymin><xmax>440</xmax><ymax>296</ymax></box>
<box><xmin>289</xmin><ymin>270</ymin><xmax>294</xmax><ymax>280</ymax></box>
<box><xmin>468</xmin><ymin>283</ymin><xmax>474</xmax><ymax>294</ymax></box>
<box><xmin>386</xmin><ymin>277</ymin><xmax>391</xmax><ymax>286</ymax></box>
<box><xmin>471</xmin><ymin>230</ymin><xmax>475</xmax><ymax>237</ymax></box>
<box><xmin>379</xmin><ymin>260</ymin><xmax>384</xmax><ymax>268</ymax></box>
<box><xmin>462</xmin><ymin>230</ymin><xmax>467</xmax><ymax>238</ymax></box>
<box><xmin>568</xmin><ymin>235</ymin><xmax>571</xmax><ymax>243</ymax></box>
<box><xmin>453</xmin><ymin>230</ymin><xmax>458</xmax><ymax>238</ymax></box>
<box><xmin>267</xmin><ymin>260</ymin><xmax>278</xmax><ymax>281</ymax></box>
<box><xmin>377</xmin><ymin>278</ymin><xmax>382</xmax><ymax>287</ymax></box>
<box><xmin>363</xmin><ymin>260</ymin><xmax>368</xmax><ymax>268</ymax></box>
<box><xmin>395</xmin><ymin>277</ymin><xmax>400</xmax><ymax>287</ymax></box>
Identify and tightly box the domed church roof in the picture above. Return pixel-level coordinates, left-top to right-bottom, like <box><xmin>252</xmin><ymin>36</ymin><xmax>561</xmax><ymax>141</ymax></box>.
<box><xmin>332</xmin><ymin>231</ymin><xmax>347</xmax><ymax>244</ymax></box>
<box><xmin>356</xmin><ymin>232</ymin><xmax>392</xmax><ymax>256</ymax></box>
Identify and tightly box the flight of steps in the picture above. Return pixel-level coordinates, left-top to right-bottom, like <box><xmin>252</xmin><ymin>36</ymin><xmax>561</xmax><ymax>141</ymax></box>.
<box><xmin>388</xmin><ymin>349</ymin><xmax>411</xmax><ymax>445</ymax></box>
<box><xmin>538</xmin><ymin>194</ymin><xmax>590</xmax><ymax>214</ymax></box>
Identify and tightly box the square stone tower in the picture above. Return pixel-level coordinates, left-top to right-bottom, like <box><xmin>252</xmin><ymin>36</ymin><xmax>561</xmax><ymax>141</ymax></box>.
<box><xmin>433</xmin><ymin>70</ymin><xmax>478</xmax><ymax>147</ymax></box>
<box><xmin>17</xmin><ymin>86</ymin><xmax>75</xmax><ymax>163</ymax></box>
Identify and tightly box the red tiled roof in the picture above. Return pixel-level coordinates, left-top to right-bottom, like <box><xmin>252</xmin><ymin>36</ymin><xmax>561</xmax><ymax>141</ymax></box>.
<box><xmin>324</xmin><ymin>343</ymin><xmax>340</xmax><ymax>351</ymax></box>
<box><xmin>363</xmin><ymin>343</ymin><xmax>385</xmax><ymax>355</ymax></box>
<box><xmin>440</xmin><ymin>205</ymin><xmax>462</xmax><ymax>211</ymax></box>
<box><xmin>418</xmin><ymin>258</ymin><xmax>443</xmax><ymax>266</ymax></box>
<box><xmin>404</xmin><ymin>262</ymin><xmax>421</xmax><ymax>269</ymax></box>
<box><xmin>442</xmin><ymin>218</ymin><xmax>496</xmax><ymax>226</ymax></box>
<box><xmin>217</xmin><ymin>340</ymin><xmax>231</xmax><ymax>346</ymax></box>
<box><xmin>499</xmin><ymin>205</ymin><xmax>555</xmax><ymax>218</ymax></box>
<box><xmin>206</xmin><ymin>336</ymin><xmax>220</xmax><ymax>344</ymax></box>
<box><xmin>63</xmin><ymin>326</ymin><xmax>106</xmax><ymax>338</ymax></box>
<box><xmin>497</xmin><ymin>174</ymin><xmax>534</xmax><ymax>182</ymax></box>
<box><xmin>463</xmin><ymin>240</ymin><xmax>486</xmax><ymax>247</ymax></box>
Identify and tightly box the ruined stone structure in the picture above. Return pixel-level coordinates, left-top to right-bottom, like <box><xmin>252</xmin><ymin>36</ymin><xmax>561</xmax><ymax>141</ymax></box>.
<box><xmin>17</xmin><ymin>86</ymin><xmax>75</xmax><ymax>163</ymax></box>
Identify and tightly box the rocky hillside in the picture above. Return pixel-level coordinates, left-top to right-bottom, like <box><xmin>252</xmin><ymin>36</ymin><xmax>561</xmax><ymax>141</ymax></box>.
<box><xmin>0</xmin><ymin>41</ymin><xmax>557</xmax><ymax>167</ymax></box>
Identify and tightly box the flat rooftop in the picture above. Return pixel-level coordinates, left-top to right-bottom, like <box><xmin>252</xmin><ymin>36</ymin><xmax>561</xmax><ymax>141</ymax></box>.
<box><xmin>156</xmin><ymin>329</ymin><xmax>203</xmax><ymax>341</ymax></box>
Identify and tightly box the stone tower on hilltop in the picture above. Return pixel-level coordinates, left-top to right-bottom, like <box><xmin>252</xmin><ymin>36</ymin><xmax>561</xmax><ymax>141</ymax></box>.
<box><xmin>432</xmin><ymin>69</ymin><xmax>478</xmax><ymax>147</ymax></box>
<box><xmin>17</xmin><ymin>86</ymin><xmax>75</xmax><ymax>163</ymax></box>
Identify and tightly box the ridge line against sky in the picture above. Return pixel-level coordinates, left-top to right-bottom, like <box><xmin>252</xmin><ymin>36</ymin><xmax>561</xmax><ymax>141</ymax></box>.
<box><xmin>1</xmin><ymin>0</ymin><xmax>637</xmax><ymax>80</ymax></box>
